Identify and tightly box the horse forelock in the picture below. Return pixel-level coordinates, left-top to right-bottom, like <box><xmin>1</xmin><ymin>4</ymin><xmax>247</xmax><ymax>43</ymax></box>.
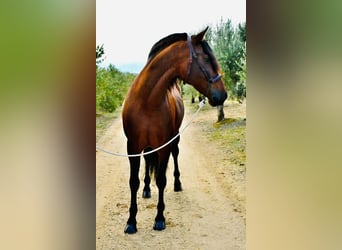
<box><xmin>202</xmin><ymin>41</ymin><xmax>220</xmax><ymax>72</ymax></box>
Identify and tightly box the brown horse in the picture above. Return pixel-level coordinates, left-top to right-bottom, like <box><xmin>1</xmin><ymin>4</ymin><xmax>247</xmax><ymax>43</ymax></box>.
<box><xmin>122</xmin><ymin>27</ymin><xmax>227</xmax><ymax>234</ymax></box>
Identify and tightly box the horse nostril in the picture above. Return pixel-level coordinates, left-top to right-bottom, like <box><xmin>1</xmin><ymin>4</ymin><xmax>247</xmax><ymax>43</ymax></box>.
<box><xmin>210</xmin><ymin>90</ymin><xmax>227</xmax><ymax>106</ymax></box>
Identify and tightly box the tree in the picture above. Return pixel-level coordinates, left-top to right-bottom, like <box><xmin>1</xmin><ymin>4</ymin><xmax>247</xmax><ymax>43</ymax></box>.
<box><xmin>207</xmin><ymin>19</ymin><xmax>246</xmax><ymax>97</ymax></box>
<box><xmin>206</xmin><ymin>20</ymin><xmax>246</xmax><ymax>121</ymax></box>
<box><xmin>96</xmin><ymin>45</ymin><xmax>135</xmax><ymax>114</ymax></box>
<box><xmin>96</xmin><ymin>44</ymin><xmax>105</xmax><ymax>65</ymax></box>
<box><xmin>238</xmin><ymin>22</ymin><xmax>246</xmax><ymax>43</ymax></box>
<box><xmin>235</xmin><ymin>42</ymin><xmax>246</xmax><ymax>103</ymax></box>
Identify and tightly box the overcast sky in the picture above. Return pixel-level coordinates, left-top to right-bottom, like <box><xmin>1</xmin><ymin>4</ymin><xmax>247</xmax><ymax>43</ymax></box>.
<box><xmin>96</xmin><ymin>0</ymin><xmax>245</xmax><ymax>67</ymax></box>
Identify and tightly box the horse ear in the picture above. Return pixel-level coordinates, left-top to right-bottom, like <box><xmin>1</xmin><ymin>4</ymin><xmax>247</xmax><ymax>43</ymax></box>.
<box><xmin>193</xmin><ymin>26</ymin><xmax>209</xmax><ymax>44</ymax></box>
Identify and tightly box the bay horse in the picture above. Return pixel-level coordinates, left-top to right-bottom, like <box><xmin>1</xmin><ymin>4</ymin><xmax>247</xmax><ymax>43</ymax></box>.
<box><xmin>122</xmin><ymin>27</ymin><xmax>227</xmax><ymax>234</ymax></box>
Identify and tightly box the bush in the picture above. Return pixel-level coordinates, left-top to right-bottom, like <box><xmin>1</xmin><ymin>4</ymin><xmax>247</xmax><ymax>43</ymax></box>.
<box><xmin>96</xmin><ymin>65</ymin><xmax>135</xmax><ymax>114</ymax></box>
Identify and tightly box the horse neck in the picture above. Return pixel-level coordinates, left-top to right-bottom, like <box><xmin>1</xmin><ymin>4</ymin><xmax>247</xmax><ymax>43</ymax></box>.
<box><xmin>135</xmin><ymin>44</ymin><xmax>187</xmax><ymax>106</ymax></box>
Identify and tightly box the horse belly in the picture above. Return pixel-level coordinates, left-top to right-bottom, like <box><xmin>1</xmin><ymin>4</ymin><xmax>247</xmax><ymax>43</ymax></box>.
<box><xmin>123</xmin><ymin>108</ymin><xmax>170</xmax><ymax>151</ymax></box>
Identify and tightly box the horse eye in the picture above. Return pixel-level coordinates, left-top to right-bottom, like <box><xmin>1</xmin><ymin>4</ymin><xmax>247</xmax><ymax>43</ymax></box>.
<box><xmin>204</xmin><ymin>57</ymin><xmax>210</xmax><ymax>63</ymax></box>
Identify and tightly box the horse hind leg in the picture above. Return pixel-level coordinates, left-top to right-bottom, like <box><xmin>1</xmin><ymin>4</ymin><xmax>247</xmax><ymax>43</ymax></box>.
<box><xmin>142</xmin><ymin>148</ymin><xmax>158</xmax><ymax>198</ymax></box>
<box><xmin>172</xmin><ymin>136</ymin><xmax>182</xmax><ymax>192</ymax></box>
<box><xmin>142</xmin><ymin>162</ymin><xmax>151</xmax><ymax>198</ymax></box>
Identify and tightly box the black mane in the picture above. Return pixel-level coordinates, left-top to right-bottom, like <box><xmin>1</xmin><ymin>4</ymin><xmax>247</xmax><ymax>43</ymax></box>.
<box><xmin>147</xmin><ymin>32</ymin><xmax>220</xmax><ymax>73</ymax></box>
<box><xmin>147</xmin><ymin>33</ymin><xmax>187</xmax><ymax>62</ymax></box>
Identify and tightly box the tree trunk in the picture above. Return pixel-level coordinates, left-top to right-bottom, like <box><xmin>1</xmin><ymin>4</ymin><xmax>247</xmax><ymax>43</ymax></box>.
<box><xmin>217</xmin><ymin>105</ymin><xmax>225</xmax><ymax>122</ymax></box>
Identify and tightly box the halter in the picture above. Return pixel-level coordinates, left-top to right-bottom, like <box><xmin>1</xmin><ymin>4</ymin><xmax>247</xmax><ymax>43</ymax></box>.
<box><xmin>186</xmin><ymin>35</ymin><xmax>222</xmax><ymax>86</ymax></box>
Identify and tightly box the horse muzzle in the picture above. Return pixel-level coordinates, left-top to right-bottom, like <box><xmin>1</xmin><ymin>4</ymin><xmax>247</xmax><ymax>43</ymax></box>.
<box><xmin>209</xmin><ymin>89</ymin><xmax>227</xmax><ymax>106</ymax></box>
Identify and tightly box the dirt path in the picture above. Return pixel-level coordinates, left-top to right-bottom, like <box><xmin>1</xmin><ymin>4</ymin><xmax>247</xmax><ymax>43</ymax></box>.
<box><xmin>96</xmin><ymin>102</ymin><xmax>246</xmax><ymax>249</ymax></box>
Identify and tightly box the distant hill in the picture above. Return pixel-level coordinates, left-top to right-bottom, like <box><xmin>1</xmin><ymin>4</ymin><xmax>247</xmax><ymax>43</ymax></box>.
<box><xmin>116</xmin><ymin>63</ymin><xmax>144</xmax><ymax>74</ymax></box>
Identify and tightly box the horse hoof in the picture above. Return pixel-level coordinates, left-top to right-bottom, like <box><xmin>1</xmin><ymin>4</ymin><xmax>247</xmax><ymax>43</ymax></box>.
<box><xmin>142</xmin><ymin>190</ymin><xmax>151</xmax><ymax>198</ymax></box>
<box><xmin>124</xmin><ymin>223</ymin><xmax>137</xmax><ymax>234</ymax></box>
<box><xmin>153</xmin><ymin>220</ymin><xmax>166</xmax><ymax>231</ymax></box>
<box><xmin>174</xmin><ymin>184</ymin><xmax>182</xmax><ymax>192</ymax></box>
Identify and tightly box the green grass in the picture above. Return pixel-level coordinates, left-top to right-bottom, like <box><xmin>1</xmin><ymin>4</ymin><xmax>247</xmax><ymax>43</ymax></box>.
<box><xmin>96</xmin><ymin>110</ymin><xmax>120</xmax><ymax>142</ymax></box>
<box><xmin>209</xmin><ymin>118</ymin><xmax>246</xmax><ymax>168</ymax></box>
<box><xmin>184</xmin><ymin>95</ymin><xmax>246</xmax><ymax>169</ymax></box>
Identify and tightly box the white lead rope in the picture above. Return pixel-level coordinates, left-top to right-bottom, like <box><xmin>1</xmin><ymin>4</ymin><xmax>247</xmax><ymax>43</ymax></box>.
<box><xmin>96</xmin><ymin>100</ymin><xmax>205</xmax><ymax>157</ymax></box>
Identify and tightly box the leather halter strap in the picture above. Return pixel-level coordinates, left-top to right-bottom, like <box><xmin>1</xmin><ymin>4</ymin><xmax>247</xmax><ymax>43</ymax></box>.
<box><xmin>186</xmin><ymin>35</ymin><xmax>221</xmax><ymax>85</ymax></box>
<box><xmin>186</xmin><ymin>35</ymin><xmax>196</xmax><ymax>78</ymax></box>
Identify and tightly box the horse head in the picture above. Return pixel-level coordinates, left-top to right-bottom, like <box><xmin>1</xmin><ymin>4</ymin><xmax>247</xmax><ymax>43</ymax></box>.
<box><xmin>184</xmin><ymin>27</ymin><xmax>227</xmax><ymax>106</ymax></box>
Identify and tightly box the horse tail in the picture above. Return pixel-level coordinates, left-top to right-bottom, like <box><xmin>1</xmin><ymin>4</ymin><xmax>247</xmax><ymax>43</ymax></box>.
<box><xmin>143</xmin><ymin>147</ymin><xmax>159</xmax><ymax>180</ymax></box>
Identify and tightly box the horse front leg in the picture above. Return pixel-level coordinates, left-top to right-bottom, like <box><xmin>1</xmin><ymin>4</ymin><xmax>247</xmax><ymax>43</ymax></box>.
<box><xmin>153</xmin><ymin>160</ymin><xmax>168</xmax><ymax>231</ymax></box>
<box><xmin>124</xmin><ymin>148</ymin><xmax>141</xmax><ymax>234</ymax></box>
<box><xmin>172</xmin><ymin>137</ymin><xmax>182</xmax><ymax>192</ymax></box>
